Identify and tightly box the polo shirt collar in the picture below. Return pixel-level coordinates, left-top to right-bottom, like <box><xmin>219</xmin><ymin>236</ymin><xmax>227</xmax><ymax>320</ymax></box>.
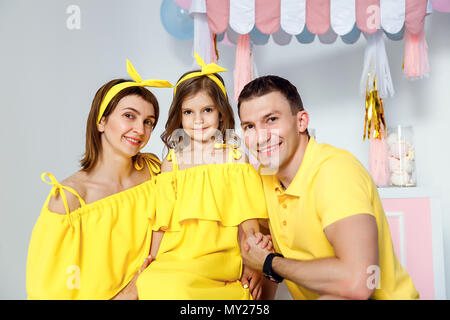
<box><xmin>281</xmin><ymin>136</ymin><xmax>320</xmax><ymax>198</ymax></box>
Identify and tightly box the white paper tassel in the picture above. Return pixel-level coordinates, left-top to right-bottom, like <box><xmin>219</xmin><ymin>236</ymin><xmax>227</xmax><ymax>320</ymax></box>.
<box><xmin>190</xmin><ymin>0</ymin><xmax>213</xmax><ymax>65</ymax></box>
<box><xmin>360</xmin><ymin>29</ymin><xmax>394</xmax><ymax>99</ymax></box>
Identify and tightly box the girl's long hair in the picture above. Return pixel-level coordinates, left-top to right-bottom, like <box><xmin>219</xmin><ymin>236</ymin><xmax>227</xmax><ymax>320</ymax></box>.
<box><xmin>161</xmin><ymin>71</ymin><xmax>235</xmax><ymax>150</ymax></box>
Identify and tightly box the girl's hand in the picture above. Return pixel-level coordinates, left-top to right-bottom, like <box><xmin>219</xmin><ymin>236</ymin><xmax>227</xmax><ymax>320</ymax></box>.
<box><xmin>138</xmin><ymin>255</ymin><xmax>153</xmax><ymax>274</ymax></box>
<box><xmin>111</xmin><ymin>255</ymin><xmax>153</xmax><ymax>300</ymax></box>
<box><xmin>240</xmin><ymin>264</ymin><xmax>264</xmax><ymax>300</ymax></box>
<box><xmin>254</xmin><ymin>232</ymin><xmax>273</xmax><ymax>251</ymax></box>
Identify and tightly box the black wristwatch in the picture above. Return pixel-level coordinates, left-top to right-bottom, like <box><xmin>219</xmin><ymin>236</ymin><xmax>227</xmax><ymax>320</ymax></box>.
<box><xmin>263</xmin><ymin>253</ymin><xmax>284</xmax><ymax>283</ymax></box>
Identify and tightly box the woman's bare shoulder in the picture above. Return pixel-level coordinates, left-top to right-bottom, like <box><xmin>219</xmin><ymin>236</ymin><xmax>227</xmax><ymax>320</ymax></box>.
<box><xmin>46</xmin><ymin>171</ymin><xmax>87</xmax><ymax>215</ymax></box>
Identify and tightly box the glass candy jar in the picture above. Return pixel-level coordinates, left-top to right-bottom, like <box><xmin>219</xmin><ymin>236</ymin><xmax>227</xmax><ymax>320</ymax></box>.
<box><xmin>386</xmin><ymin>125</ymin><xmax>416</xmax><ymax>187</ymax></box>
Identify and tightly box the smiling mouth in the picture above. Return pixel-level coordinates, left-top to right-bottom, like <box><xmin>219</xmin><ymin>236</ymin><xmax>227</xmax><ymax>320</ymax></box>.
<box><xmin>257</xmin><ymin>142</ymin><xmax>282</xmax><ymax>156</ymax></box>
<box><xmin>124</xmin><ymin>136</ymin><xmax>141</xmax><ymax>146</ymax></box>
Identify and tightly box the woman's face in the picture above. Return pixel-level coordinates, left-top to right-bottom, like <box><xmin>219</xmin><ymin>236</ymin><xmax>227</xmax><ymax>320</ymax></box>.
<box><xmin>181</xmin><ymin>90</ymin><xmax>220</xmax><ymax>143</ymax></box>
<box><xmin>98</xmin><ymin>94</ymin><xmax>156</xmax><ymax>158</ymax></box>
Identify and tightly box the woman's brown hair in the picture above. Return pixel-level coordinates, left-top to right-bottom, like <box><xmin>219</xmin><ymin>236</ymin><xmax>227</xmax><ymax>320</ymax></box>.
<box><xmin>80</xmin><ymin>79</ymin><xmax>160</xmax><ymax>171</ymax></box>
<box><xmin>161</xmin><ymin>71</ymin><xmax>235</xmax><ymax>149</ymax></box>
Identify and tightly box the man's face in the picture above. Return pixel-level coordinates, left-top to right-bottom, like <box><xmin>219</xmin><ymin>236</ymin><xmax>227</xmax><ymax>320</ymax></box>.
<box><xmin>239</xmin><ymin>91</ymin><xmax>307</xmax><ymax>172</ymax></box>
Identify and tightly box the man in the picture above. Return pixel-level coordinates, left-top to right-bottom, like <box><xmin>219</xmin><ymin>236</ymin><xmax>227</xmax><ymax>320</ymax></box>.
<box><xmin>238</xmin><ymin>75</ymin><xmax>419</xmax><ymax>300</ymax></box>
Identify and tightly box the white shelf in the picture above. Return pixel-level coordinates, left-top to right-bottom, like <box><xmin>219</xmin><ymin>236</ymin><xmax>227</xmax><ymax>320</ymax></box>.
<box><xmin>377</xmin><ymin>187</ymin><xmax>441</xmax><ymax>199</ymax></box>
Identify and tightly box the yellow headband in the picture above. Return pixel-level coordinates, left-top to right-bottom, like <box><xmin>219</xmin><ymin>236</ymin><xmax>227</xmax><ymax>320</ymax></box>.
<box><xmin>97</xmin><ymin>59</ymin><xmax>174</xmax><ymax>125</ymax></box>
<box><xmin>174</xmin><ymin>52</ymin><xmax>227</xmax><ymax>97</ymax></box>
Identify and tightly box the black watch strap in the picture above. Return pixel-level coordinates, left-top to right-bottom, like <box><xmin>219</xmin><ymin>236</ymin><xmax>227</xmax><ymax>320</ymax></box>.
<box><xmin>263</xmin><ymin>253</ymin><xmax>284</xmax><ymax>283</ymax></box>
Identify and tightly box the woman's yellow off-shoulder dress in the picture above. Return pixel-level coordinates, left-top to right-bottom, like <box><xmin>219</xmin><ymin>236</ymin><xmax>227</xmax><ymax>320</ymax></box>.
<box><xmin>136</xmin><ymin>145</ymin><xmax>268</xmax><ymax>300</ymax></box>
<box><xmin>26</xmin><ymin>153</ymin><xmax>160</xmax><ymax>300</ymax></box>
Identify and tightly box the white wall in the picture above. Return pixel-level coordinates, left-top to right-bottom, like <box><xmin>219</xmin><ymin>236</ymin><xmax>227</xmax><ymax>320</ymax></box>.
<box><xmin>0</xmin><ymin>0</ymin><xmax>448</xmax><ymax>299</ymax></box>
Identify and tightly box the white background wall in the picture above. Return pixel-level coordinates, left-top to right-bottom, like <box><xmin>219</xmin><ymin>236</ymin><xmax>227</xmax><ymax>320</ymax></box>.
<box><xmin>0</xmin><ymin>0</ymin><xmax>448</xmax><ymax>299</ymax></box>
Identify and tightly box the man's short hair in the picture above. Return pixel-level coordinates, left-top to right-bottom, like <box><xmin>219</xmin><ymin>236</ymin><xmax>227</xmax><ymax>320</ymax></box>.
<box><xmin>237</xmin><ymin>75</ymin><xmax>304</xmax><ymax>115</ymax></box>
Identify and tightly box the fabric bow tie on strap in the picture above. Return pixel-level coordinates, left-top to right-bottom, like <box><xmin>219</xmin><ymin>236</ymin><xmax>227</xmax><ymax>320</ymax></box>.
<box><xmin>214</xmin><ymin>143</ymin><xmax>242</xmax><ymax>161</ymax></box>
<box><xmin>134</xmin><ymin>153</ymin><xmax>161</xmax><ymax>175</ymax></box>
<box><xmin>41</xmin><ymin>172</ymin><xmax>86</xmax><ymax>228</ymax></box>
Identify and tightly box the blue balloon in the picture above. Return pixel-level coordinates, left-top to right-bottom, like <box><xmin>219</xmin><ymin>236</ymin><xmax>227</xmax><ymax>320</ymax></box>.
<box><xmin>160</xmin><ymin>0</ymin><xmax>194</xmax><ymax>40</ymax></box>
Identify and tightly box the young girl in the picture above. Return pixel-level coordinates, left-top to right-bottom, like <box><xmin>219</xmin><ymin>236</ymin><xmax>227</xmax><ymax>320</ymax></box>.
<box><xmin>26</xmin><ymin>60</ymin><xmax>173</xmax><ymax>299</ymax></box>
<box><xmin>136</xmin><ymin>54</ymin><xmax>271</xmax><ymax>300</ymax></box>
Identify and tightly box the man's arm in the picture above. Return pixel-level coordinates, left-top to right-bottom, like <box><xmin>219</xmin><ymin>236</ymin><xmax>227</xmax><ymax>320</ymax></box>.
<box><xmin>272</xmin><ymin>214</ymin><xmax>378</xmax><ymax>299</ymax></box>
<box><xmin>243</xmin><ymin>214</ymin><xmax>378</xmax><ymax>300</ymax></box>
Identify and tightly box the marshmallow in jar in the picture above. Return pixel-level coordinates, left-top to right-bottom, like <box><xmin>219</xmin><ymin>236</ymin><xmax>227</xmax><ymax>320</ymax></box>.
<box><xmin>386</xmin><ymin>126</ymin><xmax>416</xmax><ymax>187</ymax></box>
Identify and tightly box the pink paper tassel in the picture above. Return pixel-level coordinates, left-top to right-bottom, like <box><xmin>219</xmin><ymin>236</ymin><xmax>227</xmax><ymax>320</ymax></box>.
<box><xmin>234</xmin><ymin>34</ymin><xmax>254</xmax><ymax>102</ymax></box>
<box><xmin>369</xmin><ymin>127</ymin><xmax>390</xmax><ymax>187</ymax></box>
<box><xmin>210</xmin><ymin>32</ymin><xmax>217</xmax><ymax>64</ymax></box>
<box><xmin>404</xmin><ymin>29</ymin><xmax>430</xmax><ymax>79</ymax></box>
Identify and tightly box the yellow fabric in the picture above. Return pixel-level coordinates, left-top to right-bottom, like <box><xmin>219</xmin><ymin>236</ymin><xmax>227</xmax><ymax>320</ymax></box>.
<box><xmin>261</xmin><ymin>137</ymin><xmax>419</xmax><ymax>300</ymax></box>
<box><xmin>173</xmin><ymin>52</ymin><xmax>227</xmax><ymax>97</ymax></box>
<box><xmin>26</xmin><ymin>153</ymin><xmax>160</xmax><ymax>299</ymax></box>
<box><xmin>97</xmin><ymin>59</ymin><xmax>173</xmax><ymax>124</ymax></box>
<box><xmin>137</xmin><ymin>145</ymin><xmax>268</xmax><ymax>299</ymax></box>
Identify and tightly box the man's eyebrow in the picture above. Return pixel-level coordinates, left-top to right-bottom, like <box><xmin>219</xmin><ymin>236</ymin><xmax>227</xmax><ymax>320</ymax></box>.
<box><xmin>241</xmin><ymin>111</ymin><xmax>281</xmax><ymax>126</ymax></box>
<box><xmin>263</xmin><ymin>111</ymin><xmax>281</xmax><ymax>119</ymax></box>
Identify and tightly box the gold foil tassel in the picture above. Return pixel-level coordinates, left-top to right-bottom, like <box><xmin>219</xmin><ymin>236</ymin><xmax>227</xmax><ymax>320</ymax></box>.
<box><xmin>363</xmin><ymin>75</ymin><xmax>386</xmax><ymax>141</ymax></box>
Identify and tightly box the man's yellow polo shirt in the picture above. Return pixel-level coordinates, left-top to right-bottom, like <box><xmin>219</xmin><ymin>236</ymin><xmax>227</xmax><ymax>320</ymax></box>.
<box><xmin>260</xmin><ymin>137</ymin><xmax>419</xmax><ymax>300</ymax></box>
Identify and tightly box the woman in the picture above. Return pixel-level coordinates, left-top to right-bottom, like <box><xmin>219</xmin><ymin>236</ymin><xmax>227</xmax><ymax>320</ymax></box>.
<box><xmin>26</xmin><ymin>60</ymin><xmax>173</xmax><ymax>299</ymax></box>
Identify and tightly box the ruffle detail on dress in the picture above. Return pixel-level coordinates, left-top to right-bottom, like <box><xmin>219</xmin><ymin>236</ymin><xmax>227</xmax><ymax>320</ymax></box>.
<box><xmin>153</xmin><ymin>163</ymin><xmax>268</xmax><ymax>232</ymax></box>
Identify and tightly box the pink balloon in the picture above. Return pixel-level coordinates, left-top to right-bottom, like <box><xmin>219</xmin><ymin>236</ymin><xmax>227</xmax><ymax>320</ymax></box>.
<box><xmin>174</xmin><ymin>0</ymin><xmax>191</xmax><ymax>11</ymax></box>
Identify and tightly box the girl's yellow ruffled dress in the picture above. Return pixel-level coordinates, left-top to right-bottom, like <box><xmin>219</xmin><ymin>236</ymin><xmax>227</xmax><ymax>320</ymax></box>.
<box><xmin>137</xmin><ymin>145</ymin><xmax>268</xmax><ymax>299</ymax></box>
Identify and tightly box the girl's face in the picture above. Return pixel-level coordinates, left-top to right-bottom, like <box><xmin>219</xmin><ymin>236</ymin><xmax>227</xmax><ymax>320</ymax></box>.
<box><xmin>98</xmin><ymin>94</ymin><xmax>156</xmax><ymax>158</ymax></box>
<box><xmin>181</xmin><ymin>90</ymin><xmax>221</xmax><ymax>144</ymax></box>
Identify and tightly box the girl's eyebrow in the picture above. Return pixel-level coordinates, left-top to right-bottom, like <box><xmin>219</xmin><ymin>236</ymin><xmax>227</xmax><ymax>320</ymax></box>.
<box><xmin>182</xmin><ymin>104</ymin><xmax>215</xmax><ymax>111</ymax></box>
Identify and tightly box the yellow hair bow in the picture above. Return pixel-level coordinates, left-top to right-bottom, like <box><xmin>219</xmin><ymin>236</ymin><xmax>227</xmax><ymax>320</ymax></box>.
<box><xmin>97</xmin><ymin>59</ymin><xmax>174</xmax><ymax>125</ymax></box>
<box><xmin>174</xmin><ymin>52</ymin><xmax>228</xmax><ymax>97</ymax></box>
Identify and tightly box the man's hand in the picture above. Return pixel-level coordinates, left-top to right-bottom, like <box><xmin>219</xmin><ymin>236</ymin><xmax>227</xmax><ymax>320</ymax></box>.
<box><xmin>241</xmin><ymin>229</ymin><xmax>275</xmax><ymax>271</ymax></box>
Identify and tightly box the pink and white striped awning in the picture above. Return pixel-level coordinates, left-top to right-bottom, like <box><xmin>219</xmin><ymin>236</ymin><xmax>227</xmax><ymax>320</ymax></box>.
<box><xmin>203</xmin><ymin>0</ymin><xmax>432</xmax><ymax>44</ymax></box>
<box><xmin>177</xmin><ymin>0</ymin><xmax>440</xmax><ymax>99</ymax></box>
